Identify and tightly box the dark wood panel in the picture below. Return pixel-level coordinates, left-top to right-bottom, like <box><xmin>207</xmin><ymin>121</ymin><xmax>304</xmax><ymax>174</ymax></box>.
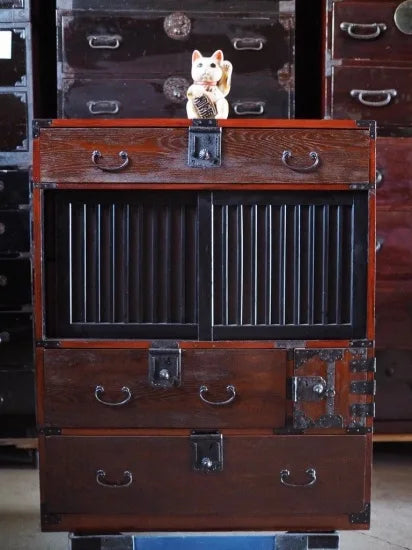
<box><xmin>0</xmin><ymin>258</ymin><xmax>31</xmax><ymax>306</ymax></box>
<box><xmin>0</xmin><ymin>312</ymin><xmax>33</xmax><ymax>367</ymax></box>
<box><xmin>375</xmin><ymin>349</ymin><xmax>412</xmax><ymax>420</ymax></box>
<box><xmin>376</xmin><ymin>210</ymin><xmax>412</xmax><ymax>281</ymax></box>
<box><xmin>0</xmin><ymin>209</ymin><xmax>29</xmax><ymax>252</ymax></box>
<box><xmin>42</xmin><ymin>348</ymin><xmax>287</xmax><ymax>429</ymax></box>
<box><xmin>376</xmin><ymin>137</ymin><xmax>412</xmax><ymax>207</ymax></box>
<box><xmin>376</xmin><ymin>284</ymin><xmax>412</xmax><ymax>349</ymax></box>
<box><xmin>0</xmin><ymin>369</ymin><xmax>34</xmax><ymax>415</ymax></box>
<box><xmin>0</xmin><ymin>168</ymin><xmax>29</xmax><ymax>207</ymax></box>
<box><xmin>38</xmin><ymin>126</ymin><xmax>371</xmax><ymax>184</ymax></box>
<box><xmin>42</xmin><ymin>434</ymin><xmax>369</xmax><ymax>527</ymax></box>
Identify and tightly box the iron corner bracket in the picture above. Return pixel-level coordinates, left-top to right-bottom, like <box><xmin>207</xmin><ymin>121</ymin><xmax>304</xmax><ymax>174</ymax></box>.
<box><xmin>36</xmin><ymin>340</ymin><xmax>61</xmax><ymax>348</ymax></box>
<box><xmin>350</xmin><ymin>502</ymin><xmax>371</xmax><ymax>524</ymax></box>
<box><xmin>356</xmin><ymin>120</ymin><xmax>376</xmax><ymax>139</ymax></box>
<box><xmin>38</xmin><ymin>426</ymin><xmax>62</xmax><ymax>436</ymax></box>
<box><xmin>188</xmin><ymin>119</ymin><xmax>222</xmax><ymax>168</ymax></box>
<box><xmin>41</xmin><ymin>503</ymin><xmax>62</xmax><ymax>525</ymax></box>
<box><xmin>33</xmin><ymin>119</ymin><xmax>52</xmax><ymax>139</ymax></box>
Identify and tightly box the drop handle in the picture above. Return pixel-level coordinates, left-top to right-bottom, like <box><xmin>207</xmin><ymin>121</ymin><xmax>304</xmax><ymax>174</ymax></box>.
<box><xmin>0</xmin><ymin>222</ymin><xmax>6</xmax><ymax>235</ymax></box>
<box><xmin>94</xmin><ymin>385</ymin><xmax>132</xmax><ymax>406</ymax></box>
<box><xmin>232</xmin><ymin>37</ymin><xmax>265</xmax><ymax>50</ymax></box>
<box><xmin>91</xmin><ymin>150</ymin><xmax>129</xmax><ymax>172</ymax></box>
<box><xmin>282</xmin><ymin>150</ymin><xmax>320</xmax><ymax>172</ymax></box>
<box><xmin>280</xmin><ymin>467</ymin><xmax>317</xmax><ymax>488</ymax></box>
<box><xmin>199</xmin><ymin>384</ymin><xmax>236</xmax><ymax>406</ymax></box>
<box><xmin>96</xmin><ymin>469</ymin><xmax>133</xmax><ymax>488</ymax></box>
<box><xmin>87</xmin><ymin>100</ymin><xmax>121</xmax><ymax>115</ymax></box>
<box><xmin>376</xmin><ymin>169</ymin><xmax>384</xmax><ymax>188</ymax></box>
<box><xmin>350</xmin><ymin>89</ymin><xmax>397</xmax><ymax>107</ymax></box>
<box><xmin>376</xmin><ymin>238</ymin><xmax>384</xmax><ymax>253</ymax></box>
<box><xmin>233</xmin><ymin>101</ymin><xmax>265</xmax><ymax>116</ymax></box>
<box><xmin>340</xmin><ymin>22</ymin><xmax>387</xmax><ymax>39</ymax></box>
<box><xmin>87</xmin><ymin>34</ymin><xmax>122</xmax><ymax>49</ymax></box>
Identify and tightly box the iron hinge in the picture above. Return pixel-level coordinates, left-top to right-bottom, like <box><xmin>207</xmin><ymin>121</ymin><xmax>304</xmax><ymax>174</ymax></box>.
<box><xmin>347</xmin><ymin>426</ymin><xmax>373</xmax><ymax>434</ymax></box>
<box><xmin>148</xmin><ymin>345</ymin><xmax>181</xmax><ymax>388</ymax></box>
<box><xmin>36</xmin><ymin>340</ymin><xmax>61</xmax><ymax>348</ymax></box>
<box><xmin>350</xmin><ymin>339</ymin><xmax>374</xmax><ymax>348</ymax></box>
<box><xmin>294</xmin><ymin>349</ymin><xmax>343</xmax><ymax>368</ymax></box>
<box><xmin>351</xmin><ymin>403</ymin><xmax>375</xmax><ymax>418</ymax></box>
<box><xmin>350</xmin><ymin>380</ymin><xmax>376</xmax><ymax>395</ymax></box>
<box><xmin>191</xmin><ymin>431</ymin><xmax>223</xmax><ymax>473</ymax></box>
<box><xmin>350</xmin><ymin>357</ymin><xmax>376</xmax><ymax>373</ymax></box>
<box><xmin>34</xmin><ymin>182</ymin><xmax>58</xmax><ymax>189</ymax></box>
<box><xmin>39</xmin><ymin>427</ymin><xmax>62</xmax><ymax>436</ymax></box>
<box><xmin>33</xmin><ymin>119</ymin><xmax>52</xmax><ymax>139</ymax></box>
<box><xmin>41</xmin><ymin>503</ymin><xmax>62</xmax><ymax>525</ymax></box>
<box><xmin>188</xmin><ymin>120</ymin><xmax>221</xmax><ymax>168</ymax></box>
<box><xmin>350</xmin><ymin>503</ymin><xmax>371</xmax><ymax>524</ymax></box>
<box><xmin>349</xmin><ymin>183</ymin><xmax>375</xmax><ymax>190</ymax></box>
<box><xmin>356</xmin><ymin>120</ymin><xmax>376</xmax><ymax>139</ymax></box>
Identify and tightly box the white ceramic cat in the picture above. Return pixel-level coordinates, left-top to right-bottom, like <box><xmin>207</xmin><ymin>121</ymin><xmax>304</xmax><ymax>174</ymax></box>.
<box><xmin>186</xmin><ymin>49</ymin><xmax>233</xmax><ymax>119</ymax></box>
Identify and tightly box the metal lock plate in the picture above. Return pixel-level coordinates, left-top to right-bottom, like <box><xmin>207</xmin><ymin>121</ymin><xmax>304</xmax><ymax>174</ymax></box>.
<box><xmin>291</xmin><ymin>376</ymin><xmax>327</xmax><ymax>402</ymax></box>
<box><xmin>191</xmin><ymin>432</ymin><xmax>223</xmax><ymax>473</ymax></box>
<box><xmin>394</xmin><ymin>1</ymin><xmax>412</xmax><ymax>34</ymax></box>
<box><xmin>148</xmin><ymin>348</ymin><xmax>181</xmax><ymax>388</ymax></box>
<box><xmin>188</xmin><ymin>120</ymin><xmax>222</xmax><ymax>168</ymax></box>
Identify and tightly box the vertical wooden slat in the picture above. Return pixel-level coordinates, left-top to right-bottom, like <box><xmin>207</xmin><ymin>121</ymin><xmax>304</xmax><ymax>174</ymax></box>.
<box><xmin>238</xmin><ymin>204</ymin><xmax>244</xmax><ymax>325</ymax></box>
<box><xmin>83</xmin><ymin>204</ymin><xmax>87</xmax><ymax>323</ymax></box>
<box><xmin>68</xmin><ymin>202</ymin><xmax>73</xmax><ymax>324</ymax></box>
<box><xmin>265</xmin><ymin>205</ymin><xmax>272</xmax><ymax>325</ymax></box>
<box><xmin>96</xmin><ymin>204</ymin><xmax>101</xmax><ymax>323</ymax></box>
<box><xmin>321</xmin><ymin>205</ymin><xmax>329</xmax><ymax>324</ymax></box>
<box><xmin>335</xmin><ymin>205</ymin><xmax>343</xmax><ymax>324</ymax></box>
<box><xmin>307</xmin><ymin>204</ymin><xmax>315</xmax><ymax>325</ymax></box>
<box><xmin>294</xmin><ymin>204</ymin><xmax>301</xmax><ymax>325</ymax></box>
<box><xmin>280</xmin><ymin>204</ymin><xmax>287</xmax><ymax>325</ymax></box>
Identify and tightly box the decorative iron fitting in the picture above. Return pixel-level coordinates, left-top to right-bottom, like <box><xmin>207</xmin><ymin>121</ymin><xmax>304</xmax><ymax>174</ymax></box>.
<box><xmin>32</xmin><ymin>119</ymin><xmax>52</xmax><ymax>139</ymax></box>
<box><xmin>188</xmin><ymin>120</ymin><xmax>222</xmax><ymax>168</ymax></box>
<box><xmin>347</xmin><ymin>425</ymin><xmax>373</xmax><ymax>434</ymax></box>
<box><xmin>350</xmin><ymin>503</ymin><xmax>371</xmax><ymax>524</ymax></box>
<box><xmin>293</xmin><ymin>411</ymin><xmax>343</xmax><ymax>430</ymax></box>
<box><xmin>290</xmin><ymin>376</ymin><xmax>327</xmax><ymax>402</ymax></box>
<box><xmin>350</xmin><ymin>339</ymin><xmax>374</xmax><ymax>348</ymax></box>
<box><xmin>356</xmin><ymin>120</ymin><xmax>377</xmax><ymax>139</ymax></box>
<box><xmin>148</xmin><ymin>347</ymin><xmax>181</xmax><ymax>389</ymax></box>
<box><xmin>350</xmin><ymin>357</ymin><xmax>376</xmax><ymax>373</ymax></box>
<box><xmin>294</xmin><ymin>348</ymin><xmax>343</xmax><ymax>368</ymax></box>
<box><xmin>351</xmin><ymin>403</ymin><xmax>375</xmax><ymax>418</ymax></box>
<box><xmin>191</xmin><ymin>432</ymin><xmax>223</xmax><ymax>473</ymax></box>
<box><xmin>350</xmin><ymin>380</ymin><xmax>376</xmax><ymax>395</ymax></box>
<box><xmin>39</xmin><ymin>427</ymin><xmax>62</xmax><ymax>436</ymax></box>
<box><xmin>41</xmin><ymin>503</ymin><xmax>62</xmax><ymax>525</ymax></box>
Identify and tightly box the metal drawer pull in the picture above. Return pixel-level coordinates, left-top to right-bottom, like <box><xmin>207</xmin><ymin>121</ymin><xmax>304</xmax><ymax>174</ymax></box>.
<box><xmin>87</xmin><ymin>34</ymin><xmax>122</xmax><ymax>49</ymax></box>
<box><xmin>280</xmin><ymin>468</ymin><xmax>317</xmax><ymax>488</ymax></box>
<box><xmin>350</xmin><ymin>89</ymin><xmax>397</xmax><ymax>107</ymax></box>
<box><xmin>87</xmin><ymin>100</ymin><xmax>121</xmax><ymax>115</ymax></box>
<box><xmin>199</xmin><ymin>384</ymin><xmax>236</xmax><ymax>406</ymax></box>
<box><xmin>94</xmin><ymin>385</ymin><xmax>132</xmax><ymax>406</ymax></box>
<box><xmin>376</xmin><ymin>238</ymin><xmax>384</xmax><ymax>253</ymax></box>
<box><xmin>232</xmin><ymin>37</ymin><xmax>264</xmax><ymax>50</ymax></box>
<box><xmin>96</xmin><ymin>469</ymin><xmax>133</xmax><ymax>488</ymax></box>
<box><xmin>340</xmin><ymin>22</ymin><xmax>387</xmax><ymax>40</ymax></box>
<box><xmin>282</xmin><ymin>150</ymin><xmax>320</xmax><ymax>172</ymax></box>
<box><xmin>376</xmin><ymin>169</ymin><xmax>384</xmax><ymax>187</ymax></box>
<box><xmin>233</xmin><ymin>101</ymin><xmax>265</xmax><ymax>116</ymax></box>
<box><xmin>92</xmin><ymin>150</ymin><xmax>129</xmax><ymax>172</ymax></box>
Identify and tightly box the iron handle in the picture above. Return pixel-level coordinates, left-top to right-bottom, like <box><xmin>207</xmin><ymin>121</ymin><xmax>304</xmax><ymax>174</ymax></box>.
<box><xmin>280</xmin><ymin>468</ymin><xmax>317</xmax><ymax>488</ymax></box>
<box><xmin>282</xmin><ymin>150</ymin><xmax>320</xmax><ymax>172</ymax></box>
<box><xmin>0</xmin><ymin>222</ymin><xmax>5</xmax><ymax>235</ymax></box>
<box><xmin>199</xmin><ymin>384</ymin><xmax>236</xmax><ymax>406</ymax></box>
<box><xmin>0</xmin><ymin>331</ymin><xmax>10</xmax><ymax>344</ymax></box>
<box><xmin>340</xmin><ymin>22</ymin><xmax>387</xmax><ymax>39</ymax></box>
<box><xmin>94</xmin><ymin>385</ymin><xmax>132</xmax><ymax>407</ymax></box>
<box><xmin>91</xmin><ymin>150</ymin><xmax>129</xmax><ymax>172</ymax></box>
<box><xmin>376</xmin><ymin>169</ymin><xmax>384</xmax><ymax>188</ymax></box>
<box><xmin>96</xmin><ymin>469</ymin><xmax>133</xmax><ymax>488</ymax></box>
<box><xmin>87</xmin><ymin>100</ymin><xmax>121</xmax><ymax>115</ymax></box>
<box><xmin>0</xmin><ymin>275</ymin><xmax>7</xmax><ymax>287</ymax></box>
<box><xmin>376</xmin><ymin>238</ymin><xmax>384</xmax><ymax>253</ymax></box>
<box><xmin>87</xmin><ymin>34</ymin><xmax>122</xmax><ymax>49</ymax></box>
<box><xmin>350</xmin><ymin>89</ymin><xmax>397</xmax><ymax>107</ymax></box>
<box><xmin>233</xmin><ymin>101</ymin><xmax>265</xmax><ymax>116</ymax></box>
<box><xmin>232</xmin><ymin>37</ymin><xmax>265</xmax><ymax>50</ymax></box>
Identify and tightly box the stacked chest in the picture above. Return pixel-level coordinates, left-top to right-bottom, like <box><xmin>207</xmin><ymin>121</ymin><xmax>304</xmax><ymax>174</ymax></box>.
<box><xmin>57</xmin><ymin>0</ymin><xmax>295</xmax><ymax>119</ymax></box>
<box><xmin>33</xmin><ymin>119</ymin><xmax>375</xmax><ymax>532</ymax></box>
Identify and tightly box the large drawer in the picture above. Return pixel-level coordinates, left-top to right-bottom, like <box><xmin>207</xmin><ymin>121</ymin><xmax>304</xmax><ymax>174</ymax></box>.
<box><xmin>376</xmin><ymin>136</ymin><xmax>412</xmax><ymax>207</ymax></box>
<box><xmin>37</xmin><ymin>126</ymin><xmax>371</xmax><ymax>184</ymax></box>
<box><xmin>330</xmin><ymin>65</ymin><xmax>412</xmax><ymax>127</ymax></box>
<box><xmin>42</xmin><ymin>348</ymin><xmax>287</xmax><ymax>429</ymax></box>
<box><xmin>41</xmin><ymin>434</ymin><xmax>370</xmax><ymax>530</ymax></box>
<box><xmin>376</xmin><ymin>210</ymin><xmax>412</xmax><ymax>281</ymax></box>
<box><xmin>332</xmin><ymin>1</ymin><xmax>412</xmax><ymax>62</ymax></box>
<box><xmin>0</xmin><ymin>258</ymin><xmax>31</xmax><ymax>306</ymax></box>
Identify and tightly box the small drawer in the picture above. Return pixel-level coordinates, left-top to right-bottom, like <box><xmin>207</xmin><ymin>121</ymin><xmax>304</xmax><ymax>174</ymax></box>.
<box><xmin>0</xmin><ymin>312</ymin><xmax>33</xmax><ymax>367</ymax></box>
<box><xmin>42</xmin><ymin>348</ymin><xmax>287</xmax><ymax>429</ymax></box>
<box><xmin>41</xmin><ymin>434</ymin><xmax>370</xmax><ymax>531</ymax></box>
<box><xmin>376</xmin><ymin>136</ymin><xmax>412</xmax><ymax>206</ymax></box>
<box><xmin>0</xmin><ymin>90</ymin><xmax>28</xmax><ymax>152</ymax></box>
<box><xmin>331</xmin><ymin>65</ymin><xmax>412</xmax><ymax>127</ymax></box>
<box><xmin>0</xmin><ymin>210</ymin><xmax>29</xmax><ymax>253</ymax></box>
<box><xmin>375</xmin><ymin>349</ymin><xmax>412</xmax><ymax>420</ymax></box>
<box><xmin>0</xmin><ymin>168</ymin><xmax>29</xmax><ymax>207</ymax></box>
<box><xmin>376</xmin><ymin>210</ymin><xmax>412</xmax><ymax>281</ymax></box>
<box><xmin>376</xmin><ymin>284</ymin><xmax>412</xmax><ymax>349</ymax></box>
<box><xmin>0</xmin><ymin>258</ymin><xmax>31</xmax><ymax>306</ymax></box>
<box><xmin>0</xmin><ymin>368</ymin><xmax>34</xmax><ymax>415</ymax></box>
<box><xmin>0</xmin><ymin>24</ymin><xmax>27</xmax><ymax>87</ymax></box>
<box><xmin>37</xmin><ymin>125</ymin><xmax>371</xmax><ymax>185</ymax></box>
<box><xmin>0</xmin><ymin>1</ymin><xmax>28</xmax><ymax>23</ymax></box>
<box><xmin>332</xmin><ymin>1</ymin><xmax>412</xmax><ymax>63</ymax></box>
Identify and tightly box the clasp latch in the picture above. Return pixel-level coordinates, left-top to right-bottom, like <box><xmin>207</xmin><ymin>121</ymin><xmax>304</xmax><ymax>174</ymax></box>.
<box><xmin>188</xmin><ymin>120</ymin><xmax>222</xmax><ymax>168</ymax></box>
<box><xmin>191</xmin><ymin>431</ymin><xmax>223</xmax><ymax>473</ymax></box>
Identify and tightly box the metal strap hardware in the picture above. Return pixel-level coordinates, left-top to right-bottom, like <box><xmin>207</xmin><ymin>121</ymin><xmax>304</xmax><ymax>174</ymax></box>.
<box><xmin>280</xmin><ymin>468</ymin><xmax>317</xmax><ymax>488</ymax></box>
<box><xmin>232</xmin><ymin>101</ymin><xmax>265</xmax><ymax>116</ymax></box>
<box><xmin>350</xmin><ymin>380</ymin><xmax>376</xmax><ymax>395</ymax></box>
<box><xmin>87</xmin><ymin>100</ymin><xmax>121</xmax><ymax>115</ymax></box>
<box><xmin>232</xmin><ymin>37</ymin><xmax>265</xmax><ymax>50</ymax></box>
<box><xmin>91</xmin><ymin>150</ymin><xmax>129</xmax><ymax>172</ymax></box>
<box><xmin>94</xmin><ymin>385</ymin><xmax>132</xmax><ymax>407</ymax></box>
<box><xmin>351</xmin><ymin>403</ymin><xmax>375</xmax><ymax>417</ymax></box>
<box><xmin>87</xmin><ymin>34</ymin><xmax>122</xmax><ymax>49</ymax></box>
<box><xmin>188</xmin><ymin>120</ymin><xmax>221</xmax><ymax>168</ymax></box>
<box><xmin>191</xmin><ymin>432</ymin><xmax>223</xmax><ymax>472</ymax></box>
<box><xmin>96</xmin><ymin>469</ymin><xmax>133</xmax><ymax>488</ymax></box>
<box><xmin>350</xmin><ymin>357</ymin><xmax>376</xmax><ymax>373</ymax></box>
<box><xmin>199</xmin><ymin>384</ymin><xmax>236</xmax><ymax>406</ymax></box>
<box><xmin>282</xmin><ymin>150</ymin><xmax>320</xmax><ymax>172</ymax></box>
<box><xmin>350</xmin><ymin>89</ymin><xmax>397</xmax><ymax>107</ymax></box>
<box><xmin>148</xmin><ymin>347</ymin><xmax>181</xmax><ymax>388</ymax></box>
<box><xmin>340</xmin><ymin>22</ymin><xmax>387</xmax><ymax>40</ymax></box>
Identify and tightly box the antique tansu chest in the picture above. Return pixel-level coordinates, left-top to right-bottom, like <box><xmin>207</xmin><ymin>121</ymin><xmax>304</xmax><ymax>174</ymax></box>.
<box><xmin>32</xmin><ymin>118</ymin><xmax>376</xmax><ymax>533</ymax></box>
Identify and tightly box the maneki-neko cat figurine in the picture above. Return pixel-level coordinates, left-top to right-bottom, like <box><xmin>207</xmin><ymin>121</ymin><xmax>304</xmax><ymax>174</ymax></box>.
<box><xmin>186</xmin><ymin>49</ymin><xmax>233</xmax><ymax>119</ymax></box>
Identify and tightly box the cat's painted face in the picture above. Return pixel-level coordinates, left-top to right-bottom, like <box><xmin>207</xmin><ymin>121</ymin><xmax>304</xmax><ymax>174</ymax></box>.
<box><xmin>191</xmin><ymin>50</ymin><xmax>224</xmax><ymax>83</ymax></box>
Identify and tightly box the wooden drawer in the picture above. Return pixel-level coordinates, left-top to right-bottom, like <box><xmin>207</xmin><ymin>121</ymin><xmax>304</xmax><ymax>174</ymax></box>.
<box><xmin>331</xmin><ymin>65</ymin><xmax>412</xmax><ymax>127</ymax></box>
<box><xmin>37</xmin><ymin>125</ymin><xmax>371</xmax><ymax>185</ymax></box>
<box><xmin>332</xmin><ymin>1</ymin><xmax>412</xmax><ymax>62</ymax></box>
<box><xmin>42</xmin><ymin>348</ymin><xmax>287</xmax><ymax>429</ymax></box>
<box><xmin>41</xmin><ymin>434</ymin><xmax>370</xmax><ymax>531</ymax></box>
<box><xmin>375</xmin><ymin>349</ymin><xmax>412</xmax><ymax>420</ymax></box>
<box><xmin>376</xmin><ymin>210</ymin><xmax>412</xmax><ymax>281</ymax></box>
<box><xmin>376</xmin><ymin>136</ymin><xmax>412</xmax><ymax>207</ymax></box>
<box><xmin>376</xmin><ymin>284</ymin><xmax>412</xmax><ymax>349</ymax></box>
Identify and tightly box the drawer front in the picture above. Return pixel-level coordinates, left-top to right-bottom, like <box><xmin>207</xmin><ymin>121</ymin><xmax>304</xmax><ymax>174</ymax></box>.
<box><xmin>0</xmin><ymin>24</ymin><xmax>27</xmax><ymax>87</ymax></box>
<box><xmin>375</xmin><ymin>349</ymin><xmax>412</xmax><ymax>420</ymax></box>
<box><xmin>376</xmin><ymin>285</ymin><xmax>412</xmax><ymax>349</ymax></box>
<box><xmin>38</xmin><ymin>127</ymin><xmax>371</xmax><ymax>184</ymax></box>
<box><xmin>331</xmin><ymin>66</ymin><xmax>412</xmax><ymax>127</ymax></box>
<box><xmin>0</xmin><ymin>312</ymin><xmax>33</xmax><ymax>367</ymax></box>
<box><xmin>376</xmin><ymin>211</ymin><xmax>412</xmax><ymax>281</ymax></box>
<box><xmin>60</xmin><ymin>75</ymin><xmax>292</xmax><ymax>119</ymax></box>
<box><xmin>0</xmin><ymin>258</ymin><xmax>31</xmax><ymax>306</ymax></box>
<box><xmin>0</xmin><ymin>169</ymin><xmax>29</xmax><ymax>207</ymax></box>
<box><xmin>42</xmin><ymin>348</ymin><xmax>287</xmax><ymax>429</ymax></box>
<box><xmin>0</xmin><ymin>91</ymin><xmax>28</xmax><ymax>152</ymax></box>
<box><xmin>0</xmin><ymin>210</ymin><xmax>29</xmax><ymax>253</ymax></box>
<box><xmin>0</xmin><ymin>368</ymin><xmax>34</xmax><ymax>415</ymax></box>
<box><xmin>332</xmin><ymin>1</ymin><xmax>412</xmax><ymax>62</ymax></box>
<box><xmin>42</xmin><ymin>434</ymin><xmax>369</xmax><ymax>528</ymax></box>
<box><xmin>60</xmin><ymin>13</ymin><xmax>293</xmax><ymax>77</ymax></box>
<box><xmin>376</xmin><ymin>137</ymin><xmax>412</xmax><ymax>207</ymax></box>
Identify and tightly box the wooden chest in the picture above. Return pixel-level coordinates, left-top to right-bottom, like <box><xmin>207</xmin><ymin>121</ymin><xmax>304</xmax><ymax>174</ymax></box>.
<box><xmin>33</xmin><ymin>118</ymin><xmax>375</xmax><ymax>532</ymax></box>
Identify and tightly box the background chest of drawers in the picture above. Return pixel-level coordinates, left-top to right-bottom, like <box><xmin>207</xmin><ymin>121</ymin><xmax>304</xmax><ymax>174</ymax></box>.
<box><xmin>323</xmin><ymin>0</ymin><xmax>412</xmax><ymax>433</ymax></box>
<box><xmin>33</xmin><ymin>118</ymin><xmax>375</xmax><ymax>533</ymax></box>
<box><xmin>56</xmin><ymin>0</ymin><xmax>295</xmax><ymax>119</ymax></box>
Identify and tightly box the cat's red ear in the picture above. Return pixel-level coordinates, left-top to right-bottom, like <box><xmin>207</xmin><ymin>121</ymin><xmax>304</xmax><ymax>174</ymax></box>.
<box><xmin>211</xmin><ymin>50</ymin><xmax>224</xmax><ymax>63</ymax></box>
<box><xmin>192</xmin><ymin>50</ymin><xmax>202</xmax><ymax>63</ymax></box>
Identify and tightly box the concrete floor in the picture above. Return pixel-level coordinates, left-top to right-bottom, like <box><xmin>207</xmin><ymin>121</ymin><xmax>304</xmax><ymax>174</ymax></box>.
<box><xmin>0</xmin><ymin>444</ymin><xmax>411</xmax><ymax>550</ymax></box>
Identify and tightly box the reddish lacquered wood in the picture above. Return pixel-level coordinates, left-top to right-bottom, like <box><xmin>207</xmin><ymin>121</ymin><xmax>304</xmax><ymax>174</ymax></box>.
<box><xmin>376</xmin><ymin>283</ymin><xmax>412</xmax><ymax>349</ymax></box>
<box><xmin>367</xmin><ymin>190</ymin><xmax>376</xmax><ymax>341</ymax></box>
<box><xmin>376</xmin><ymin>210</ymin><xmax>412</xmax><ymax>282</ymax></box>
<box><xmin>376</xmin><ymin>137</ymin><xmax>412</xmax><ymax>208</ymax></box>
<box><xmin>32</xmin><ymin>137</ymin><xmax>40</xmax><ymax>183</ymax></box>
